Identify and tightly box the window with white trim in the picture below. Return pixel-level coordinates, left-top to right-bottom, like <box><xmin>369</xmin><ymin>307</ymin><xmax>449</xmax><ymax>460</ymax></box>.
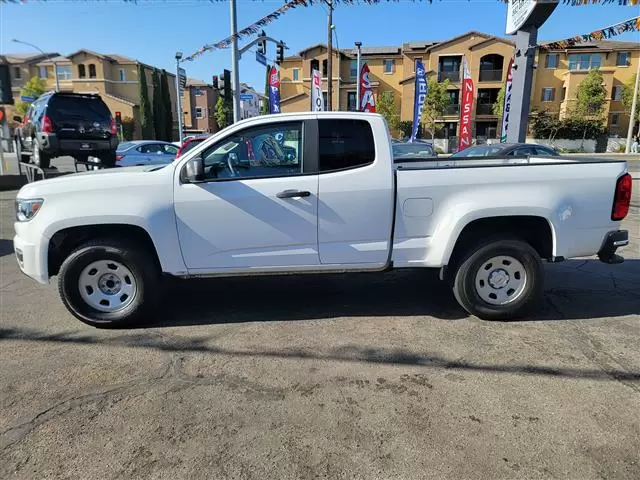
<box><xmin>541</xmin><ymin>87</ymin><xmax>555</xmax><ymax>102</ymax></box>
<box><xmin>119</xmin><ymin>69</ymin><xmax>126</xmax><ymax>81</ymax></box>
<box><xmin>195</xmin><ymin>107</ymin><xmax>204</xmax><ymax>119</ymax></box>
<box><xmin>612</xmin><ymin>85</ymin><xmax>624</xmax><ymax>101</ymax></box>
<box><xmin>383</xmin><ymin>59</ymin><xmax>394</xmax><ymax>74</ymax></box>
<box><xmin>292</xmin><ymin>68</ymin><xmax>300</xmax><ymax>81</ymax></box>
<box><xmin>616</xmin><ymin>52</ymin><xmax>629</xmax><ymax>67</ymax></box>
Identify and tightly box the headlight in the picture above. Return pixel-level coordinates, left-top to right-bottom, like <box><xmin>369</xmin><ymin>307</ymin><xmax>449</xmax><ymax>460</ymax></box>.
<box><xmin>15</xmin><ymin>198</ymin><xmax>44</xmax><ymax>222</ymax></box>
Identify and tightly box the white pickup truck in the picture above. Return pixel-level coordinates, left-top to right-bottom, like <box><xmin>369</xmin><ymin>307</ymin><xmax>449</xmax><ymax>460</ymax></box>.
<box><xmin>13</xmin><ymin>112</ymin><xmax>632</xmax><ymax>327</ymax></box>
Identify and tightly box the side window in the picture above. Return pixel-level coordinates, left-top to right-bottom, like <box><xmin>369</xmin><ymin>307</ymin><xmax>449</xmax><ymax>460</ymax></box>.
<box><xmin>138</xmin><ymin>144</ymin><xmax>163</xmax><ymax>154</ymax></box>
<box><xmin>163</xmin><ymin>144</ymin><xmax>179</xmax><ymax>155</ymax></box>
<box><xmin>318</xmin><ymin>119</ymin><xmax>375</xmax><ymax>172</ymax></box>
<box><xmin>513</xmin><ymin>147</ymin><xmax>536</xmax><ymax>156</ymax></box>
<box><xmin>533</xmin><ymin>147</ymin><xmax>557</xmax><ymax>157</ymax></box>
<box><xmin>200</xmin><ymin>122</ymin><xmax>303</xmax><ymax>180</ymax></box>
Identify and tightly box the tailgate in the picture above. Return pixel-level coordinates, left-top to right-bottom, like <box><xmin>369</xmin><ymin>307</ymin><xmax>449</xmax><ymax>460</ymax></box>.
<box><xmin>49</xmin><ymin>95</ymin><xmax>113</xmax><ymax>141</ymax></box>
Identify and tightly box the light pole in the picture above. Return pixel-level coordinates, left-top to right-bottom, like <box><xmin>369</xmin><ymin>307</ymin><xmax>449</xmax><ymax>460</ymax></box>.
<box><xmin>355</xmin><ymin>41</ymin><xmax>362</xmax><ymax>112</ymax></box>
<box><xmin>330</xmin><ymin>25</ymin><xmax>340</xmax><ymax>111</ymax></box>
<box><xmin>175</xmin><ymin>51</ymin><xmax>184</xmax><ymax>144</ymax></box>
<box><xmin>325</xmin><ymin>0</ymin><xmax>334</xmax><ymax>110</ymax></box>
<box><xmin>625</xmin><ymin>55</ymin><xmax>640</xmax><ymax>153</ymax></box>
<box><xmin>230</xmin><ymin>0</ymin><xmax>241</xmax><ymax>123</ymax></box>
<box><xmin>12</xmin><ymin>38</ymin><xmax>59</xmax><ymax>92</ymax></box>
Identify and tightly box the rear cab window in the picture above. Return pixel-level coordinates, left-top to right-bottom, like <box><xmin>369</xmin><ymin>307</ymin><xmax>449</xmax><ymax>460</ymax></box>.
<box><xmin>318</xmin><ymin>119</ymin><xmax>375</xmax><ymax>172</ymax></box>
<box><xmin>48</xmin><ymin>95</ymin><xmax>111</xmax><ymax>123</ymax></box>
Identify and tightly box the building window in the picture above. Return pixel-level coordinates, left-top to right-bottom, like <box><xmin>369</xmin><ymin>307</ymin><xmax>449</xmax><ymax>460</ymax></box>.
<box><xmin>195</xmin><ymin>87</ymin><xmax>203</xmax><ymax>96</ymax></box>
<box><xmin>541</xmin><ymin>87</ymin><xmax>555</xmax><ymax>102</ymax></box>
<box><xmin>195</xmin><ymin>107</ymin><xmax>204</xmax><ymax>119</ymax></box>
<box><xmin>88</xmin><ymin>64</ymin><xmax>97</xmax><ymax>78</ymax></box>
<box><xmin>561</xmin><ymin>87</ymin><xmax>567</xmax><ymax>102</ymax></box>
<box><xmin>568</xmin><ymin>54</ymin><xmax>601</xmax><ymax>71</ymax></box>
<box><xmin>14</xmin><ymin>67</ymin><xmax>22</xmax><ymax>80</ymax></box>
<box><xmin>56</xmin><ymin>65</ymin><xmax>72</xmax><ymax>81</ymax></box>
<box><xmin>310</xmin><ymin>59</ymin><xmax>320</xmax><ymax>73</ymax></box>
<box><xmin>350</xmin><ymin>60</ymin><xmax>358</xmax><ymax>79</ymax></box>
<box><xmin>414</xmin><ymin>57</ymin><xmax>423</xmax><ymax>72</ymax></box>
<box><xmin>383</xmin><ymin>59</ymin><xmax>394</xmax><ymax>74</ymax></box>
<box><xmin>322</xmin><ymin>91</ymin><xmax>328</xmax><ymax>107</ymax></box>
<box><xmin>119</xmin><ymin>69</ymin><xmax>126</xmax><ymax>81</ymax></box>
<box><xmin>545</xmin><ymin>54</ymin><xmax>559</xmax><ymax>69</ymax></box>
<box><xmin>322</xmin><ymin>59</ymin><xmax>328</xmax><ymax>77</ymax></box>
<box><xmin>611</xmin><ymin>113</ymin><xmax>620</xmax><ymax>126</ymax></box>
<box><xmin>39</xmin><ymin>66</ymin><xmax>48</xmax><ymax>79</ymax></box>
<box><xmin>616</xmin><ymin>52</ymin><xmax>629</xmax><ymax>67</ymax></box>
<box><xmin>612</xmin><ymin>85</ymin><xmax>624</xmax><ymax>101</ymax></box>
<box><xmin>78</xmin><ymin>64</ymin><xmax>86</xmax><ymax>78</ymax></box>
<box><xmin>347</xmin><ymin>91</ymin><xmax>357</xmax><ymax>111</ymax></box>
<box><xmin>292</xmin><ymin>68</ymin><xmax>300</xmax><ymax>81</ymax></box>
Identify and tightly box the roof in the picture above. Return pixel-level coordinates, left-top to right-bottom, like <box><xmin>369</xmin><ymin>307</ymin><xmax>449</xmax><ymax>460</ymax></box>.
<box><xmin>469</xmin><ymin>36</ymin><xmax>515</xmax><ymax>50</ymax></box>
<box><xmin>186</xmin><ymin>77</ymin><xmax>211</xmax><ymax>87</ymax></box>
<box><xmin>37</xmin><ymin>55</ymin><xmax>72</xmax><ymax>64</ymax></box>
<box><xmin>1</xmin><ymin>52</ymin><xmax>59</xmax><ymax>64</ymax></box>
<box><xmin>102</xmin><ymin>92</ymin><xmax>137</xmax><ymax>107</ymax></box>
<box><xmin>426</xmin><ymin>31</ymin><xmax>491</xmax><ymax>52</ymax></box>
<box><xmin>342</xmin><ymin>46</ymin><xmax>402</xmax><ymax>56</ymax></box>
<box><xmin>398</xmin><ymin>70</ymin><xmax>434</xmax><ymax>85</ymax></box>
<box><xmin>540</xmin><ymin>39</ymin><xmax>640</xmax><ymax>51</ymax></box>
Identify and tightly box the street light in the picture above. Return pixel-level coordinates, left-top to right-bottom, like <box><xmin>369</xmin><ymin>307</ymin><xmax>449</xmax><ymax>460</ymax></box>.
<box><xmin>12</xmin><ymin>38</ymin><xmax>59</xmax><ymax>92</ymax></box>
<box><xmin>175</xmin><ymin>51</ymin><xmax>185</xmax><ymax>144</ymax></box>
<box><xmin>330</xmin><ymin>24</ymin><xmax>340</xmax><ymax>111</ymax></box>
<box><xmin>355</xmin><ymin>41</ymin><xmax>362</xmax><ymax>112</ymax></box>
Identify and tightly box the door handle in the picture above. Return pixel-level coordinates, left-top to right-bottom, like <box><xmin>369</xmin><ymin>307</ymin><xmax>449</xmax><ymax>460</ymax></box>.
<box><xmin>276</xmin><ymin>189</ymin><xmax>311</xmax><ymax>199</ymax></box>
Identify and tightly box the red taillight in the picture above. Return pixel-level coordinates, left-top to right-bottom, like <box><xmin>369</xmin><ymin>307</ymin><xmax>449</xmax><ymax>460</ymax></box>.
<box><xmin>42</xmin><ymin>115</ymin><xmax>53</xmax><ymax>134</ymax></box>
<box><xmin>110</xmin><ymin>118</ymin><xmax>117</xmax><ymax>135</ymax></box>
<box><xmin>612</xmin><ymin>173</ymin><xmax>632</xmax><ymax>221</ymax></box>
<box><xmin>116</xmin><ymin>155</ymin><xmax>123</xmax><ymax>162</ymax></box>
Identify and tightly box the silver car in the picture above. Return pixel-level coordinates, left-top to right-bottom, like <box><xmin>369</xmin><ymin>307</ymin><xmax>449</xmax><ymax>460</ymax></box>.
<box><xmin>115</xmin><ymin>140</ymin><xmax>179</xmax><ymax>167</ymax></box>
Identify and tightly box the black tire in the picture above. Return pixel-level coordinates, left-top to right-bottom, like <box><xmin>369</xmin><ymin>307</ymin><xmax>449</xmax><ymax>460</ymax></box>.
<box><xmin>58</xmin><ymin>238</ymin><xmax>159</xmax><ymax>328</ymax></box>
<box><xmin>99</xmin><ymin>152</ymin><xmax>117</xmax><ymax>168</ymax></box>
<box><xmin>32</xmin><ymin>138</ymin><xmax>51</xmax><ymax>169</ymax></box>
<box><xmin>451</xmin><ymin>238</ymin><xmax>544</xmax><ymax>321</ymax></box>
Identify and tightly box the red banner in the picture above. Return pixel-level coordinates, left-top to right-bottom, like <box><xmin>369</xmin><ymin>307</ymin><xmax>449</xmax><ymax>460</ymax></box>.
<box><xmin>458</xmin><ymin>57</ymin><xmax>474</xmax><ymax>152</ymax></box>
<box><xmin>359</xmin><ymin>63</ymin><xmax>376</xmax><ymax>113</ymax></box>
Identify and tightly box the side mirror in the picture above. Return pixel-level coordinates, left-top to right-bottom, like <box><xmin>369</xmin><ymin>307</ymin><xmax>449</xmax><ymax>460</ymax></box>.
<box><xmin>185</xmin><ymin>157</ymin><xmax>205</xmax><ymax>182</ymax></box>
<box><xmin>13</xmin><ymin>115</ymin><xmax>22</xmax><ymax>123</ymax></box>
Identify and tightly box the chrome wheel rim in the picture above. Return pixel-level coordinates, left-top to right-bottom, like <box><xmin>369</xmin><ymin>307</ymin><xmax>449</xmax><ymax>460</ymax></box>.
<box><xmin>78</xmin><ymin>260</ymin><xmax>137</xmax><ymax>312</ymax></box>
<box><xmin>475</xmin><ymin>255</ymin><xmax>527</xmax><ymax>305</ymax></box>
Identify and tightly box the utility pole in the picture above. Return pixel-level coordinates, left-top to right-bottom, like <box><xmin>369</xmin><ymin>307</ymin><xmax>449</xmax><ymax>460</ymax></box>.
<box><xmin>355</xmin><ymin>41</ymin><xmax>362</xmax><ymax>111</ymax></box>
<box><xmin>326</xmin><ymin>0</ymin><xmax>333</xmax><ymax>111</ymax></box>
<box><xmin>175</xmin><ymin>52</ymin><xmax>184</xmax><ymax>144</ymax></box>
<box><xmin>230</xmin><ymin>0</ymin><xmax>241</xmax><ymax>123</ymax></box>
<box><xmin>12</xmin><ymin>39</ymin><xmax>59</xmax><ymax>92</ymax></box>
<box><xmin>625</xmin><ymin>56</ymin><xmax>640</xmax><ymax>153</ymax></box>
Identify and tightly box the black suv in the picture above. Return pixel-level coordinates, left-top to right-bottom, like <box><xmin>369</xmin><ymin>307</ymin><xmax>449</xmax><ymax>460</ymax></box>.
<box><xmin>13</xmin><ymin>92</ymin><xmax>119</xmax><ymax>169</ymax></box>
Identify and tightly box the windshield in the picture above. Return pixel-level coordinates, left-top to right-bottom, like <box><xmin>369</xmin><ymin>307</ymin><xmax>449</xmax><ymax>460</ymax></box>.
<box><xmin>451</xmin><ymin>145</ymin><xmax>505</xmax><ymax>157</ymax></box>
<box><xmin>393</xmin><ymin>142</ymin><xmax>435</xmax><ymax>158</ymax></box>
<box><xmin>117</xmin><ymin>142</ymin><xmax>136</xmax><ymax>152</ymax></box>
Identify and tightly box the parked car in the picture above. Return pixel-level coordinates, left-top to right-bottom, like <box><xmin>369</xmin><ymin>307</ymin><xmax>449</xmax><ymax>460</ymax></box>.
<box><xmin>450</xmin><ymin>143</ymin><xmax>560</xmax><ymax>158</ymax></box>
<box><xmin>13</xmin><ymin>112</ymin><xmax>631</xmax><ymax>328</ymax></box>
<box><xmin>175</xmin><ymin>134</ymin><xmax>212</xmax><ymax>159</ymax></box>
<box><xmin>115</xmin><ymin>140</ymin><xmax>179</xmax><ymax>167</ymax></box>
<box><xmin>13</xmin><ymin>92</ymin><xmax>118</xmax><ymax>169</ymax></box>
<box><xmin>392</xmin><ymin>140</ymin><xmax>437</xmax><ymax>161</ymax></box>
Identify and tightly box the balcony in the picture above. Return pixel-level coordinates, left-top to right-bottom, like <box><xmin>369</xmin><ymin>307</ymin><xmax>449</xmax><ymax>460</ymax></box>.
<box><xmin>444</xmin><ymin>104</ymin><xmax>460</xmax><ymax>115</ymax></box>
<box><xmin>438</xmin><ymin>71</ymin><xmax>460</xmax><ymax>83</ymax></box>
<box><xmin>476</xmin><ymin>104</ymin><xmax>496</xmax><ymax>116</ymax></box>
<box><xmin>479</xmin><ymin>69</ymin><xmax>503</xmax><ymax>82</ymax></box>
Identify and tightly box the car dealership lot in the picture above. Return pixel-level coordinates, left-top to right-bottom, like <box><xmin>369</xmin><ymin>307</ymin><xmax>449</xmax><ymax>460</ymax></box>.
<box><xmin>0</xmin><ymin>188</ymin><xmax>639</xmax><ymax>479</ymax></box>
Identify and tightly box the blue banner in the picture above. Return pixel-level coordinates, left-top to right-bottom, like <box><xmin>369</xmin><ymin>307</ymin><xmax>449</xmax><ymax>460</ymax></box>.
<box><xmin>411</xmin><ymin>60</ymin><xmax>428</xmax><ymax>142</ymax></box>
<box><xmin>269</xmin><ymin>66</ymin><xmax>281</xmax><ymax>114</ymax></box>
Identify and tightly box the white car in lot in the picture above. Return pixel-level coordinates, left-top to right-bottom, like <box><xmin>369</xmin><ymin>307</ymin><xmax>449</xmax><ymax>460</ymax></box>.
<box><xmin>13</xmin><ymin>112</ymin><xmax>631</xmax><ymax>327</ymax></box>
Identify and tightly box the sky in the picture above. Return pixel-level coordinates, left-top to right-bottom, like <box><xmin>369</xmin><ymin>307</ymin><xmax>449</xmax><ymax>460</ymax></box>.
<box><xmin>1</xmin><ymin>0</ymin><xmax>639</xmax><ymax>91</ymax></box>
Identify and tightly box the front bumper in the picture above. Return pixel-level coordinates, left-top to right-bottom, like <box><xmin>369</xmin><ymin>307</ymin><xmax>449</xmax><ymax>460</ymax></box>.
<box><xmin>597</xmin><ymin>230</ymin><xmax>628</xmax><ymax>265</ymax></box>
<box><xmin>13</xmin><ymin>234</ymin><xmax>49</xmax><ymax>284</ymax></box>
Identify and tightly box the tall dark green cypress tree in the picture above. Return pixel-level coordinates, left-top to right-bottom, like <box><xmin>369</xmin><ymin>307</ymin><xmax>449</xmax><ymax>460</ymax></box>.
<box><xmin>151</xmin><ymin>68</ymin><xmax>165</xmax><ymax>140</ymax></box>
<box><xmin>160</xmin><ymin>70</ymin><xmax>174</xmax><ymax>141</ymax></box>
<box><xmin>138</xmin><ymin>65</ymin><xmax>153</xmax><ymax>139</ymax></box>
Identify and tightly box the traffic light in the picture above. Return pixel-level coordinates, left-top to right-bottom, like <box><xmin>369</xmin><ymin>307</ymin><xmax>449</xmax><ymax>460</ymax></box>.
<box><xmin>223</xmin><ymin>69</ymin><xmax>231</xmax><ymax>101</ymax></box>
<box><xmin>276</xmin><ymin>41</ymin><xmax>284</xmax><ymax>64</ymax></box>
<box><xmin>257</xmin><ymin>30</ymin><xmax>267</xmax><ymax>56</ymax></box>
<box><xmin>115</xmin><ymin>111</ymin><xmax>122</xmax><ymax>127</ymax></box>
<box><xmin>0</xmin><ymin>64</ymin><xmax>14</xmax><ymax>105</ymax></box>
<box><xmin>212</xmin><ymin>75</ymin><xmax>219</xmax><ymax>90</ymax></box>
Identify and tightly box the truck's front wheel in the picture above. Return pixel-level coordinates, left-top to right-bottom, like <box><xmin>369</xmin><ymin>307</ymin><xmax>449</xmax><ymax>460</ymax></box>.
<box><xmin>58</xmin><ymin>239</ymin><xmax>159</xmax><ymax>328</ymax></box>
<box><xmin>452</xmin><ymin>239</ymin><xmax>544</xmax><ymax>321</ymax></box>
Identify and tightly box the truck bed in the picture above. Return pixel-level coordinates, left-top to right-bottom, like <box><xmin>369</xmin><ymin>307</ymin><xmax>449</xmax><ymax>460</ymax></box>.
<box><xmin>394</xmin><ymin>155</ymin><xmax>625</xmax><ymax>170</ymax></box>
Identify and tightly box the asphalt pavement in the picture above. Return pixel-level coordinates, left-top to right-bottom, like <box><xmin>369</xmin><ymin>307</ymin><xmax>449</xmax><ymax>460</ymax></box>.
<box><xmin>0</xmin><ymin>159</ymin><xmax>639</xmax><ymax>479</ymax></box>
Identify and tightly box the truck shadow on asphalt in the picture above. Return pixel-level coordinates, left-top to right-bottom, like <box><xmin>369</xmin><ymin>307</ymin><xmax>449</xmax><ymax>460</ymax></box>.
<box><xmin>149</xmin><ymin>259</ymin><xmax>640</xmax><ymax>328</ymax></box>
<box><xmin>0</xmin><ymin>239</ymin><xmax>15</xmax><ymax>258</ymax></box>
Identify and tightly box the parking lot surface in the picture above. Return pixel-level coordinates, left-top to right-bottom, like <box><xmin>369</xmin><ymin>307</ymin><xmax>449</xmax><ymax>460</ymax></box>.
<box><xmin>1</xmin><ymin>185</ymin><xmax>639</xmax><ymax>479</ymax></box>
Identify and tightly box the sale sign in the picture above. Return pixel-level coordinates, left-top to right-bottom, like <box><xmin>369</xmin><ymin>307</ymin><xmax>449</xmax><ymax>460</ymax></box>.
<box><xmin>458</xmin><ymin>57</ymin><xmax>474</xmax><ymax>152</ymax></box>
<box><xmin>311</xmin><ymin>69</ymin><xmax>324</xmax><ymax>111</ymax></box>
<box><xmin>359</xmin><ymin>63</ymin><xmax>376</xmax><ymax>113</ymax></box>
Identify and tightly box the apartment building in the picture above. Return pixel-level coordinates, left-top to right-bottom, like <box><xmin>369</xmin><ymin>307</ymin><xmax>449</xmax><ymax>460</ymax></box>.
<box><xmin>182</xmin><ymin>78</ymin><xmax>219</xmax><ymax>134</ymax></box>
<box><xmin>239</xmin><ymin>83</ymin><xmax>265</xmax><ymax>119</ymax></box>
<box><xmin>534</xmin><ymin>39</ymin><xmax>639</xmax><ymax>137</ymax></box>
<box><xmin>279</xmin><ymin>31</ymin><xmax>639</xmax><ymax>140</ymax></box>
<box><xmin>4</xmin><ymin>49</ymin><xmax>178</xmax><ymax>139</ymax></box>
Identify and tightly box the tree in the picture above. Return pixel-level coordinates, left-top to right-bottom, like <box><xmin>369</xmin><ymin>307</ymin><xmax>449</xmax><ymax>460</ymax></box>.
<box><xmin>121</xmin><ymin>116</ymin><xmax>135</xmax><ymax>141</ymax></box>
<box><xmin>421</xmin><ymin>78</ymin><xmax>450</xmax><ymax>141</ymax></box>
<box><xmin>376</xmin><ymin>91</ymin><xmax>400</xmax><ymax>133</ymax></box>
<box><xmin>215</xmin><ymin>96</ymin><xmax>231</xmax><ymax>130</ymax></box>
<box><xmin>138</xmin><ymin>65</ymin><xmax>153</xmax><ymax>139</ymax></box>
<box><xmin>493</xmin><ymin>84</ymin><xmax>505</xmax><ymax>120</ymax></box>
<box><xmin>622</xmin><ymin>74</ymin><xmax>639</xmax><ymax>133</ymax></box>
<box><xmin>151</xmin><ymin>68</ymin><xmax>166</xmax><ymax>140</ymax></box>
<box><xmin>572</xmin><ymin>69</ymin><xmax>607</xmax><ymax>148</ymax></box>
<box><xmin>160</xmin><ymin>70</ymin><xmax>174</xmax><ymax>141</ymax></box>
<box><xmin>16</xmin><ymin>77</ymin><xmax>47</xmax><ymax>115</ymax></box>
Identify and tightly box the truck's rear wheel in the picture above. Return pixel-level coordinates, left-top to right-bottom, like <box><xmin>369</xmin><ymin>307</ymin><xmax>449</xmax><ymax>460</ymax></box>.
<box><xmin>58</xmin><ymin>239</ymin><xmax>159</xmax><ymax>328</ymax></box>
<box><xmin>451</xmin><ymin>238</ymin><xmax>543</xmax><ymax>321</ymax></box>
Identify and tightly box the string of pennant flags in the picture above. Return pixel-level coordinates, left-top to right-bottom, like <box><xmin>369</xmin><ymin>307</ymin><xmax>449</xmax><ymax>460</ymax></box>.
<box><xmin>182</xmin><ymin>0</ymin><xmax>307</xmax><ymax>62</ymax></box>
<box><xmin>542</xmin><ymin>16</ymin><xmax>640</xmax><ymax>49</ymax></box>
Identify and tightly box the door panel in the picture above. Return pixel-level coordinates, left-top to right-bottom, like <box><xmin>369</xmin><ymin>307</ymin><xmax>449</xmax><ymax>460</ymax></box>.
<box><xmin>174</xmin><ymin>120</ymin><xmax>319</xmax><ymax>271</ymax></box>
